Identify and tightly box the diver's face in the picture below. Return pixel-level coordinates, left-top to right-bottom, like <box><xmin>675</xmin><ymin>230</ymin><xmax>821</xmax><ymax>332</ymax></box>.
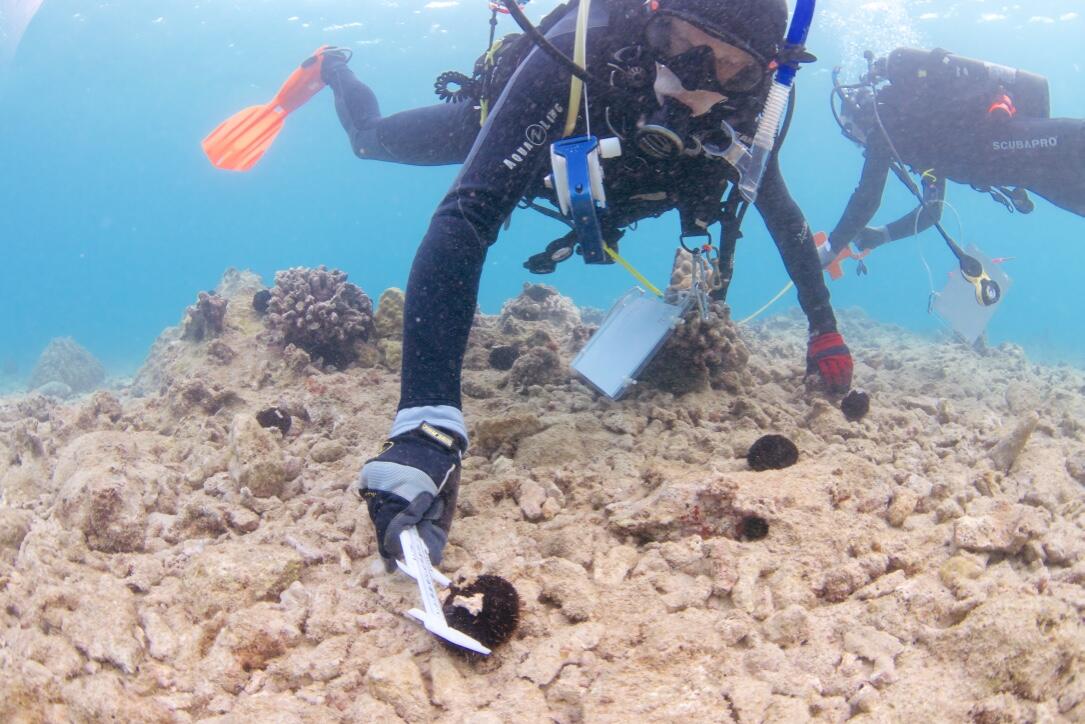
<box><xmin>646</xmin><ymin>16</ymin><xmax>764</xmax><ymax>94</ymax></box>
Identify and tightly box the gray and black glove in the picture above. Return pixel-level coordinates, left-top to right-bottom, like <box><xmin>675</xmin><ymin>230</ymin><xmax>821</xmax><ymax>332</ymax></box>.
<box><xmin>358</xmin><ymin>422</ymin><xmax>464</xmax><ymax>567</ymax></box>
<box><xmin>856</xmin><ymin>226</ymin><xmax>891</xmax><ymax>251</ymax></box>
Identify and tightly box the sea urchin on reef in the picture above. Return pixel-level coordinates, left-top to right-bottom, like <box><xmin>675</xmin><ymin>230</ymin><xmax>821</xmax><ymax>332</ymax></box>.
<box><xmin>441</xmin><ymin>575</ymin><xmax>520</xmax><ymax>656</ymax></box>
<box><xmin>252</xmin><ymin>289</ymin><xmax>272</xmax><ymax>315</ymax></box>
<box><xmin>738</xmin><ymin>515</ymin><xmax>770</xmax><ymax>541</ymax></box>
<box><xmin>841</xmin><ymin>389</ymin><xmax>871</xmax><ymax>422</ymax></box>
<box><xmin>747</xmin><ymin>434</ymin><xmax>799</xmax><ymax>471</ymax></box>
<box><xmin>255</xmin><ymin>407</ymin><xmax>291</xmax><ymax>436</ymax></box>
<box><xmin>488</xmin><ymin>345</ymin><xmax>520</xmax><ymax>371</ymax></box>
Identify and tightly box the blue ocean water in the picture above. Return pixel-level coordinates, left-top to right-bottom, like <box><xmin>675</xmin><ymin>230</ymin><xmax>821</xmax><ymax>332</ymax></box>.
<box><xmin>1</xmin><ymin>0</ymin><xmax>1082</xmax><ymax>381</ymax></box>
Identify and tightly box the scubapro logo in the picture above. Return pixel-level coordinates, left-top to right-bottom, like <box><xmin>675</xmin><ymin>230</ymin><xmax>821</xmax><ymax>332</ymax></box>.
<box><xmin>993</xmin><ymin>137</ymin><xmax>1058</xmax><ymax>151</ymax></box>
<box><xmin>502</xmin><ymin>103</ymin><xmax>564</xmax><ymax>170</ymax></box>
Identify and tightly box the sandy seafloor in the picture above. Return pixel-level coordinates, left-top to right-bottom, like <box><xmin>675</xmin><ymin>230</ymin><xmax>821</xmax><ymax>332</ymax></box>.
<box><xmin>1</xmin><ymin>269</ymin><xmax>1083</xmax><ymax>723</ymax></box>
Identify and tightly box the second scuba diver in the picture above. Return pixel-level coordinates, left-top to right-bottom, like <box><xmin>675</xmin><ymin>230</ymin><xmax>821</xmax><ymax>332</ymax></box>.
<box><xmin>823</xmin><ymin>47</ymin><xmax>1085</xmax><ymax>265</ymax></box>
<box><xmin>321</xmin><ymin>0</ymin><xmax>853</xmax><ymax>567</ymax></box>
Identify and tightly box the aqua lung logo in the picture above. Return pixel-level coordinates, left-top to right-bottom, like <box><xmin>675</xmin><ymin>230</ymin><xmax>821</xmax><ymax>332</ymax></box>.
<box><xmin>502</xmin><ymin>103</ymin><xmax>564</xmax><ymax>170</ymax></box>
<box><xmin>993</xmin><ymin>137</ymin><xmax>1058</xmax><ymax>151</ymax></box>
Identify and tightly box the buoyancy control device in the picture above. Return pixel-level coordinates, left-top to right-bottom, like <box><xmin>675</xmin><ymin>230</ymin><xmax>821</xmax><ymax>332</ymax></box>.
<box><xmin>880</xmin><ymin>48</ymin><xmax>1050</xmax><ymax>120</ymax></box>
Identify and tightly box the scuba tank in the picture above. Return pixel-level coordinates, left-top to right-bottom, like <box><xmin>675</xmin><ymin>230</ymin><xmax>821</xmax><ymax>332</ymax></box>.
<box><xmin>883</xmin><ymin>48</ymin><xmax>1050</xmax><ymax>119</ymax></box>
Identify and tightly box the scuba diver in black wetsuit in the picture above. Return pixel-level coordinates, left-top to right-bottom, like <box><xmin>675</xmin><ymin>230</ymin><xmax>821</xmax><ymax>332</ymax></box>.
<box><xmin>822</xmin><ymin>47</ymin><xmax>1085</xmax><ymax>266</ymax></box>
<box><xmin>328</xmin><ymin>0</ymin><xmax>853</xmax><ymax>567</ymax></box>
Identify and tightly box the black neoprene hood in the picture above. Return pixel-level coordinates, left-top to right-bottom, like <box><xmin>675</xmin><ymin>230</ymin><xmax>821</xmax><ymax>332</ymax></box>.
<box><xmin>653</xmin><ymin>0</ymin><xmax>788</xmax><ymax>65</ymax></box>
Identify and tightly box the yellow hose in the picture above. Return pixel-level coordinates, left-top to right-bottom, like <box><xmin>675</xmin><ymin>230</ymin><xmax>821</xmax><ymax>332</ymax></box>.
<box><xmin>737</xmin><ymin>282</ymin><xmax>794</xmax><ymax>325</ymax></box>
<box><xmin>604</xmin><ymin>246</ymin><xmax>664</xmax><ymax>298</ymax></box>
<box><xmin>563</xmin><ymin>0</ymin><xmax>591</xmax><ymax>137</ymax></box>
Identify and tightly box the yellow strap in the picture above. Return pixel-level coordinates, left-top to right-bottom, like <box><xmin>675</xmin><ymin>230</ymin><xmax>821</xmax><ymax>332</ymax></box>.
<box><xmin>604</xmin><ymin>245</ymin><xmax>664</xmax><ymax>298</ymax></box>
<box><xmin>737</xmin><ymin>282</ymin><xmax>794</xmax><ymax>325</ymax></box>
<box><xmin>478</xmin><ymin>36</ymin><xmax>507</xmax><ymax>127</ymax></box>
<box><xmin>563</xmin><ymin>0</ymin><xmax>591</xmax><ymax>137</ymax></box>
<box><xmin>484</xmin><ymin>37</ymin><xmax>505</xmax><ymax>65</ymax></box>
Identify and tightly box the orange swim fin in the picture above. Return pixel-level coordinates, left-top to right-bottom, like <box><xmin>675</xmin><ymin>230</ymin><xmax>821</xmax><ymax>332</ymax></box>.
<box><xmin>202</xmin><ymin>46</ymin><xmax>334</xmax><ymax>171</ymax></box>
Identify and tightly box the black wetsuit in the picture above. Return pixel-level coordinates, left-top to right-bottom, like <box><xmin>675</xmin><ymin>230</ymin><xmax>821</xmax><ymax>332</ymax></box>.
<box><xmin>831</xmin><ymin>85</ymin><xmax>1085</xmax><ymax>251</ymax></box>
<box><xmin>327</xmin><ymin>4</ymin><xmax>836</xmax><ymax>411</ymax></box>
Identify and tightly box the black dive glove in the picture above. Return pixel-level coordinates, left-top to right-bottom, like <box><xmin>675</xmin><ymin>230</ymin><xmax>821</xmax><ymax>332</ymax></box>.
<box><xmin>358</xmin><ymin>423</ymin><xmax>464</xmax><ymax>567</ymax></box>
<box><xmin>319</xmin><ymin>47</ymin><xmax>353</xmax><ymax>85</ymax></box>
<box><xmin>856</xmin><ymin>226</ymin><xmax>891</xmax><ymax>251</ymax></box>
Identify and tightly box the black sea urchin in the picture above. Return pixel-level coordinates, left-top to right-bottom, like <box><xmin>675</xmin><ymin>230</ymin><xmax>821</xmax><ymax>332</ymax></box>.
<box><xmin>747</xmin><ymin>434</ymin><xmax>799</xmax><ymax>471</ymax></box>
<box><xmin>252</xmin><ymin>289</ymin><xmax>272</xmax><ymax>315</ymax></box>
<box><xmin>738</xmin><ymin>515</ymin><xmax>770</xmax><ymax>541</ymax></box>
<box><xmin>441</xmin><ymin>575</ymin><xmax>520</xmax><ymax>656</ymax></box>
<box><xmin>256</xmin><ymin>407</ymin><xmax>291</xmax><ymax>436</ymax></box>
<box><xmin>841</xmin><ymin>389</ymin><xmax>871</xmax><ymax>422</ymax></box>
<box><xmin>488</xmin><ymin>345</ymin><xmax>520</xmax><ymax>371</ymax></box>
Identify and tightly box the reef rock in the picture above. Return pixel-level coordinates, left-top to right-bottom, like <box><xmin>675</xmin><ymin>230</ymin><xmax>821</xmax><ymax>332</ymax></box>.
<box><xmin>51</xmin><ymin>432</ymin><xmax>177</xmax><ymax>553</ymax></box>
<box><xmin>953</xmin><ymin>503</ymin><xmax>1048</xmax><ymax>555</ymax></box>
<box><xmin>640</xmin><ymin>301</ymin><xmax>749</xmax><ymax>395</ymax></box>
<box><xmin>942</xmin><ymin>595</ymin><xmax>1083</xmax><ymax>702</ymax></box>
<box><xmin>27</xmin><ymin>337</ymin><xmax>105</xmax><ymax>395</ymax></box>
<box><xmin>228</xmin><ymin>414</ymin><xmax>294</xmax><ymax>499</ymax></box>
<box><xmin>265</xmin><ymin>265</ymin><xmax>374</xmax><ymax>368</ymax></box>
<box><xmin>373</xmin><ymin>288</ymin><xmax>405</xmax><ymax>340</ymax></box>
<box><xmin>500</xmin><ymin>283</ymin><xmax>581</xmax><ymax>330</ymax></box>
<box><xmin>607</xmin><ymin>476</ymin><xmax>740</xmax><ymax>542</ymax></box>
<box><xmin>3</xmin><ymin>276</ymin><xmax>1085</xmax><ymax>722</ymax></box>
<box><xmin>365</xmin><ymin>651</ymin><xmax>433</xmax><ymax>722</ymax></box>
<box><xmin>508</xmin><ymin>347</ymin><xmax>566</xmax><ymax>392</ymax></box>
<box><xmin>989</xmin><ymin>412</ymin><xmax>1040</xmax><ymax>473</ymax></box>
<box><xmin>181</xmin><ymin>542</ymin><xmax>304</xmax><ymax>619</ymax></box>
<box><xmin>182</xmin><ymin>291</ymin><xmax>228</xmax><ymax>342</ymax></box>
<box><xmin>0</xmin><ymin>508</ymin><xmax>31</xmax><ymax>561</ymax></box>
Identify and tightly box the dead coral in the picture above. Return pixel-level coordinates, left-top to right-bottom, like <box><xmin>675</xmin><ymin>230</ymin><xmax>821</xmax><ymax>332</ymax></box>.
<box><xmin>27</xmin><ymin>337</ymin><xmax>105</xmax><ymax>395</ymax></box>
<box><xmin>182</xmin><ymin>291</ymin><xmax>228</xmax><ymax>342</ymax></box>
<box><xmin>508</xmin><ymin>347</ymin><xmax>566</xmax><ymax>392</ymax></box>
<box><xmin>500</xmin><ymin>283</ymin><xmax>582</xmax><ymax>329</ymax></box>
<box><xmin>265</xmin><ymin>266</ymin><xmax>374</xmax><ymax>368</ymax></box>
<box><xmin>169</xmin><ymin>378</ymin><xmax>241</xmax><ymax>415</ymax></box>
<box><xmin>373</xmin><ymin>288</ymin><xmax>405</xmax><ymax>340</ymax></box>
<box><xmin>639</xmin><ymin>301</ymin><xmax>749</xmax><ymax>395</ymax></box>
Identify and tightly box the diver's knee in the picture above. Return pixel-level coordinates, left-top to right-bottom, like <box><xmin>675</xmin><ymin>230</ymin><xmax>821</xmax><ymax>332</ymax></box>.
<box><xmin>348</xmin><ymin>132</ymin><xmax>389</xmax><ymax>161</ymax></box>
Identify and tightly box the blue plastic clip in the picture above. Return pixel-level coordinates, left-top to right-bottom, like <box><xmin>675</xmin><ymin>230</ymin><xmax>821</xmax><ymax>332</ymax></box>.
<box><xmin>550</xmin><ymin>135</ymin><xmax>621</xmax><ymax>265</ymax></box>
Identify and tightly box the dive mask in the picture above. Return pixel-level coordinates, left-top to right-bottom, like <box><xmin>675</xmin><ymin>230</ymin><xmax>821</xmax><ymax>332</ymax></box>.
<box><xmin>646</xmin><ymin>16</ymin><xmax>766</xmax><ymax>94</ymax></box>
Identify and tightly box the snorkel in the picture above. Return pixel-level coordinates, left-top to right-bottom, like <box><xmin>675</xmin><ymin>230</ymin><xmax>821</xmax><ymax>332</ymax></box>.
<box><xmin>733</xmin><ymin>0</ymin><xmax>816</xmax><ymax>202</ymax></box>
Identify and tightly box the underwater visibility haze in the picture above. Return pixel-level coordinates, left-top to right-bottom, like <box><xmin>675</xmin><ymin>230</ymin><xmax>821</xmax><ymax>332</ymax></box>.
<box><xmin>0</xmin><ymin>0</ymin><xmax>1083</xmax><ymax>381</ymax></box>
<box><xmin>4</xmin><ymin>2</ymin><xmax>1085</xmax><ymax>719</ymax></box>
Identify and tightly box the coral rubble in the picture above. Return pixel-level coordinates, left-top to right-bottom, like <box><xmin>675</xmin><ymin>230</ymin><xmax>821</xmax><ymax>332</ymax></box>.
<box><xmin>0</xmin><ymin>275</ymin><xmax>1083</xmax><ymax>722</ymax></box>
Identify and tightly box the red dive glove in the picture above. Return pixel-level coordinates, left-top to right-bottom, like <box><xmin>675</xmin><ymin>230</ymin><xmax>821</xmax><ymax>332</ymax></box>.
<box><xmin>807</xmin><ymin>332</ymin><xmax>853</xmax><ymax>393</ymax></box>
